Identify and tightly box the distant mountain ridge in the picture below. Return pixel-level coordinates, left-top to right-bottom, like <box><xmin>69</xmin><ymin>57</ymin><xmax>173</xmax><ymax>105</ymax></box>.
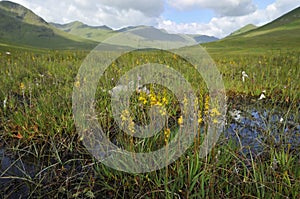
<box><xmin>52</xmin><ymin>22</ymin><xmax>219</xmax><ymax>44</ymax></box>
<box><xmin>50</xmin><ymin>21</ymin><xmax>114</xmax><ymax>42</ymax></box>
<box><xmin>0</xmin><ymin>1</ymin><xmax>97</xmax><ymax>49</ymax></box>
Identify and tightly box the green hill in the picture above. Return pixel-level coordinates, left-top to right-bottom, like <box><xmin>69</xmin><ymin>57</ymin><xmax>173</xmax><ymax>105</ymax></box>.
<box><xmin>229</xmin><ymin>24</ymin><xmax>257</xmax><ymax>36</ymax></box>
<box><xmin>204</xmin><ymin>6</ymin><xmax>300</xmax><ymax>54</ymax></box>
<box><xmin>0</xmin><ymin>1</ymin><xmax>97</xmax><ymax>49</ymax></box>
<box><xmin>54</xmin><ymin>23</ymin><xmax>200</xmax><ymax>48</ymax></box>
<box><xmin>50</xmin><ymin>21</ymin><xmax>115</xmax><ymax>42</ymax></box>
<box><xmin>187</xmin><ymin>34</ymin><xmax>219</xmax><ymax>43</ymax></box>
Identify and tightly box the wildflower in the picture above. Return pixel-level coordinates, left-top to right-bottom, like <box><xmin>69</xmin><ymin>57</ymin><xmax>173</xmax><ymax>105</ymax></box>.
<box><xmin>121</xmin><ymin>109</ymin><xmax>130</xmax><ymax>122</ymax></box>
<box><xmin>20</xmin><ymin>82</ymin><xmax>25</xmax><ymax>90</ymax></box>
<box><xmin>162</xmin><ymin>97</ymin><xmax>168</xmax><ymax>105</ymax></box>
<box><xmin>121</xmin><ymin>109</ymin><xmax>135</xmax><ymax>135</ymax></box>
<box><xmin>178</xmin><ymin>115</ymin><xmax>183</xmax><ymax>126</ymax></box>
<box><xmin>198</xmin><ymin>117</ymin><xmax>203</xmax><ymax>124</ymax></box>
<box><xmin>150</xmin><ymin>93</ymin><xmax>158</xmax><ymax>105</ymax></box>
<box><xmin>242</xmin><ymin>71</ymin><xmax>249</xmax><ymax>82</ymax></box>
<box><xmin>183</xmin><ymin>95</ymin><xmax>188</xmax><ymax>107</ymax></box>
<box><xmin>213</xmin><ymin>118</ymin><xmax>218</xmax><ymax>124</ymax></box>
<box><xmin>258</xmin><ymin>90</ymin><xmax>266</xmax><ymax>100</ymax></box>
<box><xmin>6</xmin><ymin>51</ymin><xmax>11</xmax><ymax>55</ymax></box>
<box><xmin>74</xmin><ymin>80</ymin><xmax>80</xmax><ymax>88</ymax></box>
<box><xmin>138</xmin><ymin>96</ymin><xmax>147</xmax><ymax>105</ymax></box>
<box><xmin>210</xmin><ymin>108</ymin><xmax>221</xmax><ymax>117</ymax></box>
<box><xmin>279</xmin><ymin>117</ymin><xmax>284</xmax><ymax>123</ymax></box>
<box><xmin>204</xmin><ymin>95</ymin><xmax>209</xmax><ymax>115</ymax></box>
<box><xmin>164</xmin><ymin>128</ymin><xmax>170</xmax><ymax>144</ymax></box>
<box><xmin>3</xmin><ymin>96</ymin><xmax>7</xmax><ymax>109</ymax></box>
<box><xmin>15</xmin><ymin>132</ymin><xmax>23</xmax><ymax>139</ymax></box>
<box><xmin>229</xmin><ymin>109</ymin><xmax>242</xmax><ymax>122</ymax></box>
<box><xmin>159</xmin><ymin>107</ymin><xmax>167</xmax><ymax>116</ymax></box>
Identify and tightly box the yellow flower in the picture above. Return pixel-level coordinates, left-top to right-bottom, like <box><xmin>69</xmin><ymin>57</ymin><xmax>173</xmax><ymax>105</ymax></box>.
<box><xmin>138</xmin><ymin>96</ymin><xmax>147</xmax><ymax>104</ymax></box>
<box><xmin>121</xmin><ymin>109</ymin><xmax>130</xmax><ymax>122</ymax></box>
<box><xmin>20</xmin><ymin>82</ymin><xmax>25</xmax><ymax>90</ymax></box>
<box><xmin>120</xmin><ymin>109</ymin><xmax>135</xmax><ymax>134</ymax></box>
<box><xmin>164</xmin><ymin>128</ymin><xmax>171</xmax><ymax>143</ymax></box>
<box><xmin>159</xmin><ymin>107</ymin><xmax>167</xmax><ymax>116</ymax></box>
<box><xmin>198</xmin><ymin>110</ymin><xmax>203</xmax><ymax>124</ymax></box>
<box><xmin>198</xmin><ymin>117</ymin><xmax>203</xmax><ymax>124</ymax></box>
<box><xmin>74</xmin><ymin>81</ymin><xmax>80</xmax><ymax>88</ymax></box>
<box><xmin>210</xmin><ymin>108</ymin><xmax>221</xmax><ymax>117</ymax></box>
<box><xmin>178</xmin><ymin>115</ymin><xmax>183</xmax><ymax>126</ymax></box>
<box><xmin>150</xmin><ymin>95</ymin><xmax>158</xmax><ymax>105</ymax></box>
<box><xmin>162</xmin><ymin>97</ymin><xmax>168</xmax><ymax>105</ymax></box>
<box><xmin>213</xmin><ymin>118</ymin><xmax>218</xmax><ymax>124</ymax></box>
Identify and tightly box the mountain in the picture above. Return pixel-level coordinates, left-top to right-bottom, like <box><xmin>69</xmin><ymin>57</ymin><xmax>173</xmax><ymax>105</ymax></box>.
<box><xmin>229</xmin><ymin>24</ymin><xmax>257</xmax><ymax>36</ymax></box>
<box><xmin>53</xmin><ymin>22</ymin><xmax>219</xmax><ymax>44</ymax></box>
<box><xmin>99</xmin><ymin>26</ymin><xmax>198</xmax><ymax>49</ymax></box>
<box><xmin>50</xmin><ymin>21</ymin><xmax>115</xmax><ymax>42</ymax></box>
<box><xmin>53</xmin><ymin>23</ymin><xmax>201</xmax><ymax>48</ymax></box>
<box><xmin>0</xmin><ymin>1</ymin><xmax>97</xmax><ymax>49</ymax></box>
<box><xmin>187</xmin><ymin>34</ymin><xmax>219</xmax><ymax>43</ymax></box>
<box><xmin>204</xmin><ymin>6</ymin><xmax>300</xmax><ymax>54</ymax></box>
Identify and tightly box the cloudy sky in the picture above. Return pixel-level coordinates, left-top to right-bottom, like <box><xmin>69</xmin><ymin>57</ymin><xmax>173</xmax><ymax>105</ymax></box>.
<box><xmin>3</xmin><ymin>0</ymin><xmax>299</xmax><ymax>38</ymax></box>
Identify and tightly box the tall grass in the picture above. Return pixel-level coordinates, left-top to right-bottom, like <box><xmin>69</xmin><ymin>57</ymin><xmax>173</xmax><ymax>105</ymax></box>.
<box><xmin>0</xmin><ymin>48</ymin><xmax>299</xmax><ymax>198</ymax></box>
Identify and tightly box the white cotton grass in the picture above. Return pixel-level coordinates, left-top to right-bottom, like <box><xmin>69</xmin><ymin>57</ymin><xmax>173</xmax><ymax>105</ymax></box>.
<box><xmin>108</xmin><ymin>75</ymin><xmax>150</xmax><ymax>96</ymax></box>
<box><xmin>229</xmin><ymin>109</ymin><xmax>242</xmax><ymax>122</ymax></box>
<box><xmin>109</xmin><ymin>80</ymin><xmax>135</xmax><ymax>95</ymax></box>
<box><xmin>3</xmin><ymin>96</ymin><xmax>7</xmax><ymax>109</ymax></box>
<box><xmin>5</xmin><ymin>51</ymin><xmax>11</xmax><ymax>55</ymax></box>
<box><xmin>279</xmin><ymin>117</ymin><xmax>284</xmax><ymax>123</ymax></box>
<box><xmin>258</xmin><ymin>90</ymin><xmax>266</xmax><ymax>100</ymax></box>
<box><xmin>108</xmin><ymin>80</ymin><xmax>150</xmax><ymax>96</ymax></box>
<box><xmin>241</xmin><ymin>71</ymin><xmax>249</xmax><ymax>82</ymax></box>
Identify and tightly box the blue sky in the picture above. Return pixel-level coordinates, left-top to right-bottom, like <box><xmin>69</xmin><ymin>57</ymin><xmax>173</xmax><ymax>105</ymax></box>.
<box><xmin>4</xmin><ymin>0</ymin><xmax>300</xmax><ymax>38</ymax></box>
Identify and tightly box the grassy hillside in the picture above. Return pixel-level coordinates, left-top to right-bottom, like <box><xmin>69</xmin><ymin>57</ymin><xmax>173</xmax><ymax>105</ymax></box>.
<box><xmin>229</xmin><ymin>24</ymin><xmax>257</xmax><ymax>36</ymax></box>
<box><xmin>50</xmin><ymin>21</ymin><xmax>115</xmax><ymax>42</ymax></box>
<box><xmin>0</xmin><ymin>1</ymin><xmax>97</xmax><ymax>49</ymax></box>
<box><xmin>203</xmin><ymin>7</ymin><xmax>300</xmax><ymax>55</ymax></box>
<box><xmin>53</xmin><ymin>23</ymin><xmax>201</xmax><ymax>46</ymax></box>
<box><xmin>187</xmin><ymin>34</ymin><xmax>219</xmax><ymax>43</ymax></box>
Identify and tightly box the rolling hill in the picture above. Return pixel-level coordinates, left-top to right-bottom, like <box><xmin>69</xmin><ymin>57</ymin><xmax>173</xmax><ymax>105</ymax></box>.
<box><xmin>229</xmin><ymin>24</ymin><xmax>257</xmax><ymax>36</ymax></box>
<box><xmin>50</xmin><ymin>21</ymin><xmax>115</xmax><ymax>42</ymax></box>
<box><xmin>52</xmin><ymin>22</ymin><xmax>219</xmax><ymax>44</ymax></box>
<box><xmin>204</xmin><ymin>6</ymin><xmax>300</xmax><ymax>54</ymax></box>
<box><xmin>0</xmin><ymin>1</ymin><xmax>97</xmax><ymax>49</ymax></box>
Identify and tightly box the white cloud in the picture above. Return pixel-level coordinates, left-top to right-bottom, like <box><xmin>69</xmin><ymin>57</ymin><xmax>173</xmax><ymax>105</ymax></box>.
<box><xmin>6</xmin><ymin>0</ymin><xmax>164</xmax><ymax>29</ymax></box>
<box><xmin>98</xmin><ymin>0</ymin><xmax>164</xmax><ymax>17</ymax></box>
<box><xmin>159</xmin><ymin>0</ymin><xmax>300</xmax><ymax>38</ymax></box>
<box><xmin>167</xmin><ymin>0</ymin><xmax>257</xmax><ymax>16</ymax></box>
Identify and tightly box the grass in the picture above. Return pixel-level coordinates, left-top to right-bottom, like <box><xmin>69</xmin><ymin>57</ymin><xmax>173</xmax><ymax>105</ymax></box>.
<box><xmin>0</xmin><ymin>46</ymin><xmax>299</xmax><ymax>198</ymax></box>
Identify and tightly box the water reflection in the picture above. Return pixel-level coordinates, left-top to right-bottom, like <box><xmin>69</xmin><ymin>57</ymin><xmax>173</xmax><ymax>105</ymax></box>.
<box><xmin>226</xmin><ymin>106</ymin><xmax>300</xmax><ymax>156</ymax></box>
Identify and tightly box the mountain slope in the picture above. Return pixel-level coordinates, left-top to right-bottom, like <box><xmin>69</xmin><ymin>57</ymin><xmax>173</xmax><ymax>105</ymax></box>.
<box><xmin>204</xmin><ymin>6</ymin><xmax>300</xmax><ymax>54</ymax></box>
<box><xmin>187</xmin><ymin>34</ymin><xmax>219</xmax><ymax>43</ymax></box>
<box><xmin>50</xmin><ymin>21</ymin><xmax>115</xmax><ymax>42</ymax></box>
<box><xmin>53</xmin><ymin>22</ymin><xmax>219</xmax><ymax>44</ymax></box>
<box><xmin>229</xmin><ymin>24</ymin><xmax>257</xmax><ymax>36</ymax></box>
<box><xmin>0</xmin><ymin>1</ymin><xmax>97</xmax><ymax>49</ymax></box>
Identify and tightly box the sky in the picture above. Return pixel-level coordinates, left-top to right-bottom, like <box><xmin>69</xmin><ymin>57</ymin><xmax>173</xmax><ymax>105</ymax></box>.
<box><xmin>2</xmin><ymin>0</ymin><xmax>300</xmax><ymax>38</ymax></box>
